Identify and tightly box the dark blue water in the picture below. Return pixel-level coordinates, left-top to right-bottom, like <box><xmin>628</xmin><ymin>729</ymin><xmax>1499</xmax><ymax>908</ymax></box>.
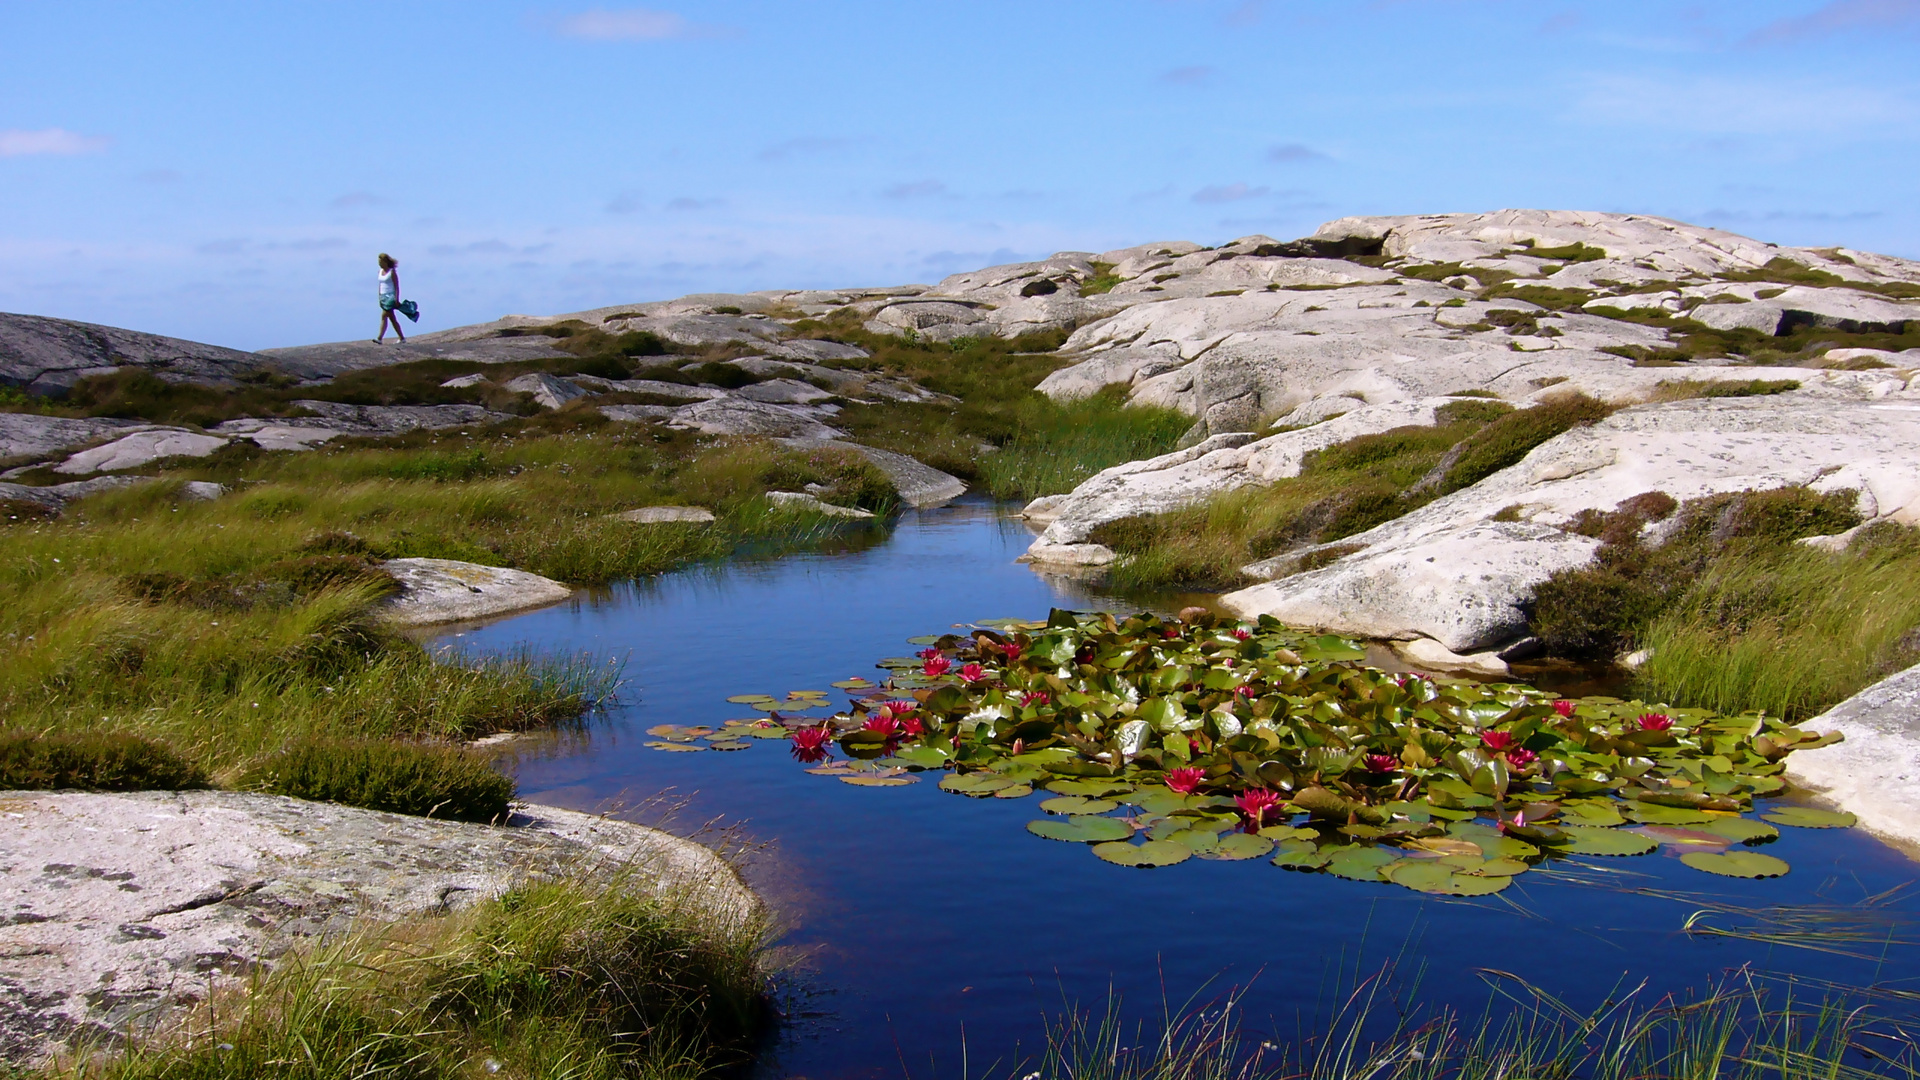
<box><xmin>443</xmin><ymin>499</ymin><xmax>1920</xmax><ymax>1078</ymax></box>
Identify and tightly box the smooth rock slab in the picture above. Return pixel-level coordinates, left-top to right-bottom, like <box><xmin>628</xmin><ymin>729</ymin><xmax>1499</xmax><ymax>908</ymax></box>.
<box><xmin>767</xmin><ymin>491</ymin><xmax>873</xmax><ymax>518</ymax></box>
<box><xmin>1788</xmin><ymin>662</ymin><xmax>1920</xmax><ymax>857</ymax></box>
<box><xmin>609</xmin><ymin>506</ymin><xmax>716</xmax><ymax>524</ymax></box>
<box><xmin>0</xmin><ymin>415</ymin><xmax>144</xmax><ymax>463</ymax></box>
<box><xmin>381</xmin><ymin>558</ymin><xmax>571</xmax><ymax>625</ymax></box>
<box><xmin>0</xmin><ymin>790</ymin><xmax>757</xmax><ymax>1065</ymax></box>
<box><xmin>52</xmin><ymin>430</ymin><xmax>229</xmax><ymax>475</ymax></box>
<box><xmin>667</xmin><ymin>397</ymin><xmax>845</xmax><ymax>439</ymax></box>
<box><xmin>504</xmin><ymin>372</ymin><xmax>590</xmax><ymax>410</ymax></box>
<box><xmin>778</xmin><ymin>438</ymin><xmax>966</xmax><ymax>508</ymax></box>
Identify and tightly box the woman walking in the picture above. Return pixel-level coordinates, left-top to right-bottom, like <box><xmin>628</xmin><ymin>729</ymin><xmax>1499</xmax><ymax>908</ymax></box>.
<box><xmin>376</xmin><ymin>253</ymin><xmax>419</xmax><ymax>342</ymax></box>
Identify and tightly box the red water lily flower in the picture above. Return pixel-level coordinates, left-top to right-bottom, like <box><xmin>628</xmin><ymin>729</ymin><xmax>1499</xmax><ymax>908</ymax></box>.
<box><xmin>1394</xmin><ymin>672</ymin><xmax>1430</xmax><ymax>687</ymax></box>
<box><xmin>1637</xmin><ymin>712</ymin><xmax>1673</xmax><ymax>731</ymax></box>
<box><xmin>923</xmin><ymin>654</ymin><xmax>952</xmax><ymax>677</ymax></box>
<box><xmin>1165</xmin><ymin>767</ymin><xmax>1206</xmax><ymax>794</ymax></box>
<box><xmin>1232</xmin><ymin>628</ymin><xmax>1251</xmax><ymax>641</ymax></box>
<box><xmin>999</xmin><ymin>641</ymin><xmax>1025</xmax><ymax>662</ymax></box>
<box><xmin>959</xmin><ymin>662</ymin><xmax>986</xmax><ymax>682</ymax></box>
<box><xmin>1506</xmin><ymin>747</ymin><xmax>1538</xmax><ymax>769</ymax></box>
<box><xmin>917</xmin><ymin>647</ymin><xmax>942</xmax><ymax>660</ymax></box>
<box><xmin>789</xmin><ymin>725</ymin><xmax>833</xmax><ymax>763</ymax></box>
<box><xmin>1162</xmin><ymin>627</ymin><xmax>1180</xmax><ymax>640</ymax></box>
<box><xmin>1019</xmin><ymin>690</ymin><xmax>1051</xmax><ymax>708</ymax></box>
<box><xmin>862</xmin><ymin>715</ymin><xmax>901</xmax><ymax>737</ymax></box>
<box><xmin>1235</xmin><ymin>788</ymin><xmax>1283</xmax><ymax>826</ymax></box>
<box><xmin>1480</xmin><ymin>731</ymin><xmax>1517</xmax><ymax>752</ymax></box>
<box><xmin>1364</xmin><ymin>753</ymin><xmax>1399</xmax><ymax>774</ymax></box>
<box><xmin>1551</xmin><ymin>699</ymin><xmax>1576</xmax><ymax>718</ymax></box>
<box><xmin>899</xmin><ymin>714</ymin><xmax>925</xmax><ymax>737</ymax></box>
<box><xmin>1233</xmin><ymin>684</ymin><xmax>1256</xmax><ymax>698</ymax></box>
<box><xmin>880</xmin><ymin>699</ymin><xmax>918</xmax><ymax>718</ymax></box>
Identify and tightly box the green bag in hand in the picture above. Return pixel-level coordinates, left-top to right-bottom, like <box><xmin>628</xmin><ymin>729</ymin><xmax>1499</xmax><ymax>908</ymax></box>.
<box><xmin>397</xmin><ymin>299</ymin><xmax>420</xmax><ymax>322</ymax></box>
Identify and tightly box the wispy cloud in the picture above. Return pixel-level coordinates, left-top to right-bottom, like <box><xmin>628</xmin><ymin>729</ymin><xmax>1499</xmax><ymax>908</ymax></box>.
<box><xmin>0</xmin><ymin>128</ymin><xmax>109</xmax><ymax>157</ymax></box>
<box><xmin>666</xmin><ymin>196</ymin><xmax>723</xmax><ymax>211</ymax></box>
<box><xmin>605</xmin><ymin>191</ymin><xmax>643</xmax><ymax>214</ymax></box>
<box><xmin>884</xmin><ymin>179</ymin><xmax>947</xmax><ymax>199</ymax></box>
<box><xmin>1193</xmin><ymin>182</ymin><xmax>1269</xmax><ymax>204</ymax></box>
<box><xmin>1266</xmin><ymin>142</ymin><xmax>1328</xmax><ymax>164</ymax></box>
<box><xmin>757</xmin><ymin>136</ymin><xmax>857</xmax><ymax>162</ymax></box>
<box><xmin>554</xmin><ymin>8</ymin><xmax>736</xmax><ymax>41</ymax></box>
<box><xmin>1161</xmin><ymin>65</ymin><xmax>1216</xmax><ymax>85</ymax></box>
<box><xmin>1745</xmin><ymin>0</ymin><xmax>1920</xmax><ymax>45</ymax></box>
<box><xmin>329</xmin><ymin>191</ymin><xmax>386</xmax><ymax>208</ymax></box>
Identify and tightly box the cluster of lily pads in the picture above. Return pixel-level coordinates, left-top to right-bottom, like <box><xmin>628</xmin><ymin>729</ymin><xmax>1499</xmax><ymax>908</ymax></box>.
<box><xmin>653</xmin><ymin>609</ymin><xmax>1854</xmax><ymax>894</ymax></box>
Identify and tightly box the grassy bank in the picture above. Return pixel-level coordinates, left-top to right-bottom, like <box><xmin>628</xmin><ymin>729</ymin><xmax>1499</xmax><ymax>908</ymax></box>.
<box><xmin>1088</xmin><ymin>395</ymin><xmax>1609</xmax><ymax>591</ymax></box>
<box><xmin>47</xmin><ymin>874</ymin><xmax>769</xmax><ymax>1080</ymax></box>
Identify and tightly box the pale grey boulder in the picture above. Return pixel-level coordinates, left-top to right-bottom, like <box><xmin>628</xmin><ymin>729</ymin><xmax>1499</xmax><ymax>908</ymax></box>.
<box><xmin>257</xmin><ymin>336</ymin><xmax>572</xmax><ymax>382</ymax></box>
<box><xmin>0</xmin><ymin>790</ymin><xmax>757</xmax><ymax>1066</ymax></box>
<box><xmin>211</xmin><ymin>418</ymin><xmax>344</xmax><ymax>451</ymax></box>
<box><xmin>567</xmin><ymin>375</ymin><xmax>725</xmax><ymax>400</ymax></box>
<box><xmin>764</xmin><ymin>338</ymin><xmax>870</xmax><ymax>363</ymax></box>
<box><xmin>609</xmin><ymin>506</ymin><xmax>716</xmax><ymax>523</ymax></box>
<box><xmin>766</xmin><ymin>491</ymin><xmax>873</xmax><ymax>518</ymax></box>
<box><xmin>1789</xmin><ymin>662</ymin><xmax>1920</xmax><ymax>854</ymax></box>
<box><xmin>504</xmin><ymin>372</ymin><xmax>590</xmax><ymax>410</ymax></box>
<box><xmin>731</xmin><ymin>378</ymin><xmax>836</xmax><ymax>405</ymax></box>
<box><xmin>51</xmin><ymin>429</ymin><xmax>229</xmax><ymax>475</ymax></box>
<box><xmin>0</xmin><ymin>312</ymin><xmax>265</xmax><ymax>394</ymax></box>
<box><xmin>0</xmin><ymin>414</ymin><xmax>144</xmax><ymax>462</ymax></box>
<box><xmin>440</xmin><ymin>372</ymin><xmax>489</xmax><ymax>388</ymax></box>
<box><xmin>0</xmin><ymin>475</ymin><xmax>147</xmax><ymax>510</ymax></box>
<box><xmin>1035</xmin><ymin>343</ymin><xmax>1190</xmax><ymax>402</ymax></box>
<box><xmin>665</xmin><ymin>397</ymin><xmax>845</xmax><ymax>439</ymax></box>
<box><xmin>778</xmin><ymin>437</ymin><xmax>966</xmax><ymax>508</ymax></box>
<box><xmin>381</xmin><ymin>558</ymin><xmax>571</xmax><ymax>625</ymax></box>
<box><xmin>599</xmin><ymin>404</ymin><xmax>675</xmax><ymax>422</ymax></box>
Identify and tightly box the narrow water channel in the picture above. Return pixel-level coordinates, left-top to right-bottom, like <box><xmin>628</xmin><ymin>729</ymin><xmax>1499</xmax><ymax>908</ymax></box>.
<box><xmin>443</xmin><ymin>499</ymin><xmax>1920</xmax><ymax>1078</ymax></box>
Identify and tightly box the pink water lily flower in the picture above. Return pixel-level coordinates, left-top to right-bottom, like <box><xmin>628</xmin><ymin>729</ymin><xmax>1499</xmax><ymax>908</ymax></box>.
<box><xmin>1506</xmin><ymin>747</ymin><xmax>1538</xmax><ymax>769</ymax></box>
<box><xmin>880</xmin><ymin>699</ymin><xmax>918</xmax><ymax>718</ymax></box>
<box><xmin>1364</xmin><ymin>753</ymin><xmax>1399</xmax><ymax>774</ymax></box>
<box><xmin>1232</xmin><ymin>628</ymin><xmax>1252</xmax><ymax>641</ymax></box>
<box><xmin>1551</xmin><ymin>699</ymin><xmax>1576</xmax><ymax>718</ymax></box>
<box><xmin>999</xmin><ymin>641</ymin><xmax>1025</xmax><ymax>662</ymax></box>
<box><xmin>790</xmin><ymin>725</ymin><xmax>833</xmax><ymax>763</ymax></box>
<box><xmin>1394</xmin><ymin>672</ymin><xmax>1430</xmax><ymax>687</ymax></box>
<box><xmin>917</xmin><ymin>647</ymin><xmax>942</xmax><ymax>660</ymax></box>
<box><xmin>959</xmin><ymin>662</ymin><xmax>986</xmax><ymax>682</ymax></box>
<box><xmin>1235</xmin><ymin>788</ymin><xmax>1283</xmax><ymax>826</ymax></box>
<box><xmin>1019</xmin><ymin>690</ymin><xmax>1051</xmax><ymax>709</ymax></box>
<box><xmin>1233</xmin><ymin>684</ymin><xmax>1256</xmax><ymax>698</ymax></box>
<box><xmin>1162</xmin><ymin>627</ymin><xmax>1180</xmax><ymax>640</ymax></box>
<box><xmin>1165</xmin><ymin>767</ymin><xmax>1206</xmax><ymax>794</ymax></box>
<box><xmin>899</xmin><ymin>714</ymin><xmax>925</xmax><ymax>737</ymax></box>
<box><xmin>862</xmin><ymin>715</ymin><xmax>901</xmax><ymax>737</ymax></box>
<box><xmin>1637</xmin><ymin>712</ymin><xmax>1673</xmax><ymax>731</ymax></box>
<box><xmin>1480</xmin><ymin>731</ymin><xmax>1517</xmax><ymax>753</ymax></box>
<box><xmin>923</xmin><ymin>654</ymin><xmax>952</xmax><ymax>677</ymax></box>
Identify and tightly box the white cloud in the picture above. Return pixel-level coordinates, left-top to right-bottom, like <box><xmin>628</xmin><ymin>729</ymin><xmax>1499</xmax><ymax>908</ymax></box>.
<box><xmin>0</xmin><ymin>128</ymin><xmax>110</xmax><ymax>157</ymax></box>
<box><xmin>554</xmin><ymin>8</ymin><xmax>732</xmax><ymax>40</ymax></box>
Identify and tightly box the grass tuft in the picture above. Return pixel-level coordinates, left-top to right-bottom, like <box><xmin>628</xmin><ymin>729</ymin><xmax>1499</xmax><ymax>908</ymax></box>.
<box><xmin>242</xmin><ymin>737</ymin><xmax>516</xmax><ymax>822</ymax></box>
<box><xmin>0</xmin><ymin>729</ymin><xmax>207</xmax><ymax>791</ymax></box>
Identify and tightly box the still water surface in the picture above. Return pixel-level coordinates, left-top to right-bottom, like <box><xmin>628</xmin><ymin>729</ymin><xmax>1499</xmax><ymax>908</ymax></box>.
<box><xmin>443</xmin><ymin>499</ymin><xmax>1920</xmax><ymax>1078</ymax></box>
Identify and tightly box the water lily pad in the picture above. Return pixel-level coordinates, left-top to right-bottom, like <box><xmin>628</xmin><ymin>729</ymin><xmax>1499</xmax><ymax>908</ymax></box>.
<box><xmin>994</xmin><ymin>784</ymin><xmax>1034</xmax><ymax>799</ymax></box>
<box><xmin>1028</xmin><ymin>816</ymin><xmax>1133</xmax><ymax>843</ymax></box>
<box><xmin>1041</xmin><ymin>796</ymin><xmax>1118</xmax><ymax>815</ymax></box>
<box><xmin>645</xmin><ymin>741</ymin><xmax>705</xmax><ymax>753</ymax></box>
<box><xmin>905</xmin><ymin>635</ymin><xmax>943</xmax><ymax>645</ymax></box>
<box><xmin>1639</xmin><ymin>826</ymin><xmax>1733</xmax><ymax>848</ymax></box>
<box><xmin>1271</xmin><ymin>839</ymin><xmax>1330</xmax><ymax>870</ymax></box>
<box><xmin>1258</xmin><ymin>825</ymin><xmax>1318</xmax><ymax>842</ymax></box>
<box><xmin>1166</xmin><ymin>827</ymin><xmax>1221</xmax><ymax>853</ymax></box>
<box><xmin>707</xmin><ymin>740</ymin><xmax>750</xmax><ymax>751</ymax></box>
<box><xmin>1681</xmin><ymin>850</ymin><xmax>1791</xmax><ymax>878</ymax></box>
<box><xmin>1469</xmin><ymin>857</ymin><xmax>1530</xmax><ymax>877</ymax></box>
<box><xmin>1761</xmin><ymin>806</ymin><xmax>1856</xmax><ymax>829</ymax></box>
<box><xmin>1045</xmin><ymin>779</ymin><xmax>1133</xmax><ymax>797</ymax></box>
<box><xmin>1092</xmin><ymin>839</ymin><xmax>1192</xmax><ymax>867</ymax></box>
<box><xmin>891</xmin><ymin>745</ymin><xmax>950</xmax><ymax>768</ymax></box>
<box><xmin>940</xmin><ymin>773</ymin><xmax>1017</xmax><ymax>796</ymax></box>
<box><xmin>1561</xmin><ymin>826</ymin><xmax>1658</xmax><ymax>856</ymax></box>
<box><xmin>1701</xmin><ymin>818</ymin><xmax>1780</xmax><ymax>844</ymax></box>
<box><xmin>1560</xmin><ymin>801</ymin><xmax>1626</xmax><ymax>827</ymax></box>
<box><xmin>723</xmin><ymin>695</ymin><xmax>775</xmax><ymax>705</ymax></box>
<box><xmin>831</xmin><ymin>678</ymin><xmax>876</xmax><ymax>690</ymax></box>
<box><xmin>1443</xmin><ymin>874</ymin><xmax>1513</xmax><ymax>896</ymax></box>
<box><xmin>1626</xmin><ymin>802</ymin><xmax>1718</xmax><ymax>825</ymax></box>
<box><xmin>1326</xmin><ymin>846</ymin><xmax>1399</xmax><ymax>881</ymax></box>
<box><xmin>1386</xmin><ymin>859</ymin><xmax>1457</xmax><ymax>893</ymax></box>
<box><xmin>1204</xmin><ymin>833</ymin><xmax>1274</xmax><ymax>861</ymax></box>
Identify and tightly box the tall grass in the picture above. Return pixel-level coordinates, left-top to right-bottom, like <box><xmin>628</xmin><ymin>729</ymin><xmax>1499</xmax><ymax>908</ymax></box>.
<box><xmin>50</xmin><ymin>873</ymin><xmax>770</xmax><ymax>1080</ymax></box>
<box><xmin>976</xmin><ymin>390</ymin><xmax>1191</xmax><ymax>501</ymax></box>
<box><xmin>1014</xmin><ymin>971</ymin><xmax>1916</xmax><ymax>1080</ymax></box>
<box><xmin>1637</xmin><ymin>529</ymin><xmax>1920</xmax><ymax>719</ymax></box>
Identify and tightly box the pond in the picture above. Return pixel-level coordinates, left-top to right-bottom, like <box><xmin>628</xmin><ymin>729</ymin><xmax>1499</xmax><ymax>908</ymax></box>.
<box><xmin>442</xmin><ymin>498</ymin><xmax>1920</xmax><ymax>1078</ymax></box>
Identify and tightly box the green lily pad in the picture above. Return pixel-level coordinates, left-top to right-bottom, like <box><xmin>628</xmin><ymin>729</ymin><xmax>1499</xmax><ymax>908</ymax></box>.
<box><xmin>1041</xmin><ymin>796</ymin><xmax>1119</xmax><ymax>815</ymax></box>
<box><xmin>1560</xmin><ymin>826</ymin><xmax>1658</xmax><ymax>856</ymax></box>
<box><xmin>1165</xmin><ymin>827</ymin><xmax>1221</xmax><ymax>853</ymax></box>
<box><xmin>1761</xmin><ymin>806</ymin><xmax>1856</xmax><ymax>829</ymax></box>
<box><xmin>830</xmin><ymin>678</ymin><xmax>876</xmax><ymax>690</ymax></box>
<box><xmin>1092</xmin><ymin>839</ymin><xmax>1192</xmax><ymax>867</ymax></box>
<box><xmin>939</xmin><ymin>773</ymin><xmax>1017</xmax><ymax>796</ymax></box>
<box><xmin>1681</xmin><ymin>850</ymin><xmax>1791</xmax><ymax>878</ymax></box>
<box><xmin>993</xmin><ymin>783</ymin><xmax>1034</xmax><ymax>799</ymax></box>
<box><xmin>840</xmin><ymin>775</ymin><xmax>915</xmax><ymax>786</ymax></box>
<box><xmin>1258</xmin><ymin>825</ymin><xmax>1318</xmax><ymax>841</ymax></box>
<box><xmin>1326</xmin><ymin>846</ymin><xmax>1399</xmax><ymax>881</ymax></box>
<box><xmin>1386</xmin><ymin>859</ymin><xmax>1458</xmax><ymax>893</ymax></box>
<box><xmin>724</xmin><ymin>695</ymin><xmax>775</xmax><ymax>704</ymax></box>
<box><xmin>1046</xmin><ymin>779</ymin><xmax>1133</xmax><ymax>797</ymax></box>
<box><xmin>1470</xmin><ymin>857</ymin><xmax>1530</xmax><ymax>876</ymax></box>
<box><xmin>890</xmin><ymin>745</ymin><xmax>951</xmax><ymax>768</ymax></box>
<box><xmin>1204</xmin><ymin>833</ymin><xmax>1274</xmax><ymax>861</ymax></box>
<box><xmin>1443</xmin><ymin>873</ymin><xmax>1513</xmax><ymax>896</ymax></box>
<box><xmin>645</xmin><ymin>741</ymin><xmax>705</xmax><ymax>753</ymax></box>
<box><xmin>1626</xmin><ymin>802</ymin><xmax>1718</xmax><ymax>825</ymax></box>
<box><xmin>1701</xmin><ymin>817</ymin><xmax>1781</xmax><ymax>844</ymax></box>
<box><xmin>1271</xmin><ymin>838</ymin><xmax>1330</xmax><ymax>869</ymax></box>
<box><xmin>1560</xmin><ymin>801</ymin><xmax>1626</xmax><ymax>827</ymax></box>
<box><xmin>707</xmin><ymin>740</ymin><xmax>750</xmax><ymax>751</ymax></box>
<box><xmin>1028</xmin><ymin>816</ymin><xmax>1134</xmax><ymax>843</ymax></box>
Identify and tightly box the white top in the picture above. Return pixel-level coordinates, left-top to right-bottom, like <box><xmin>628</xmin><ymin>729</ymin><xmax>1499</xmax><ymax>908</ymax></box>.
<box><xmin>379</xmin><ymin>268</ymin><xmax>397</xmax><ymax>301</ymax></box>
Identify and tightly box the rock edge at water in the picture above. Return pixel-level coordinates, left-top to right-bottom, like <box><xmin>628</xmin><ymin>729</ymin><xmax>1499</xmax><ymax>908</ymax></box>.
<box><xmin>0</xmin><ymin>790</ymin><xmax>759</xmax><ymax>1066</ymax></box>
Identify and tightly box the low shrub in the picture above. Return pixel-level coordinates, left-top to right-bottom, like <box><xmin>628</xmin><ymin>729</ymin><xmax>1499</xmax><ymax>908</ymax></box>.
<box><xmin>0</xmin><ymin>730</ymin><xmax>206</xmax><ymax>791</ymax></box>
<box><xmin>1437</xmin><ymin>393</ymin><xmax>1613</xmax><ymax>493</ymax></box>
<box><xmin>244</xmin><ymin>737</ymin><xmax>515</xmax><ymax>822</ymax></box>
<box><xmin>1649</xmin><ymin>378</ymin><xmax>1801</xmax><ymax>402</ymax></box>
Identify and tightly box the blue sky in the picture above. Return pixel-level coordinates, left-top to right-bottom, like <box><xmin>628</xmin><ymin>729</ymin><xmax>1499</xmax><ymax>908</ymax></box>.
<box><xmin>2</xmin><ymin>0</ymin><xmax>1917</xmax><ymax>350</ymax></box>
